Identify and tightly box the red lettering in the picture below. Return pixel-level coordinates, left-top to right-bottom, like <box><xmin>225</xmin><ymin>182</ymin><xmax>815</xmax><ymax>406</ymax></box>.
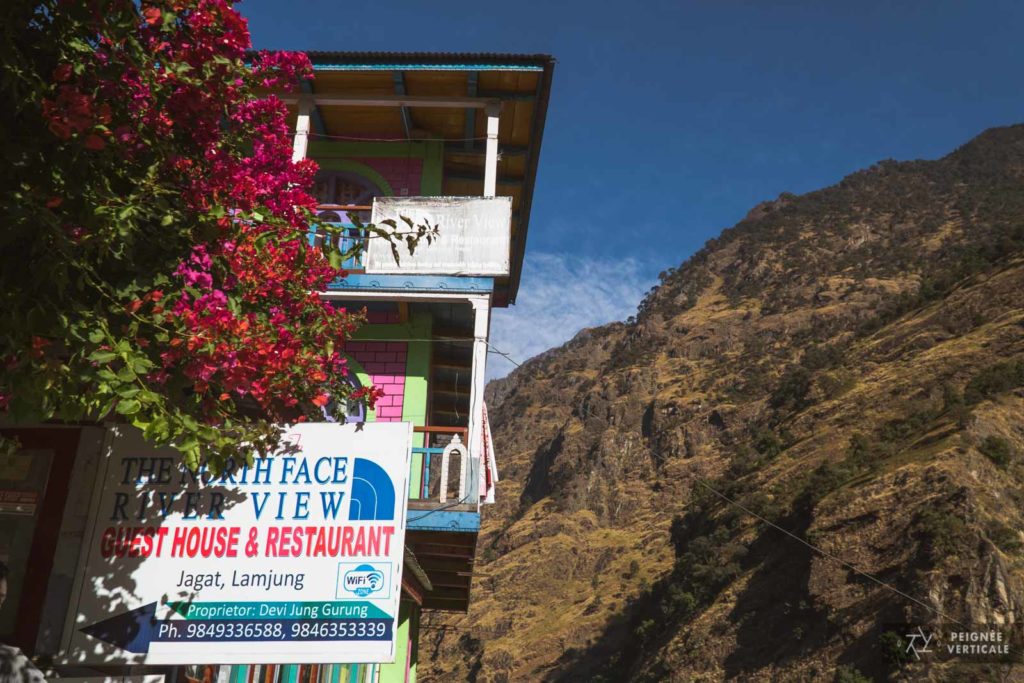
<box><xmin>366</xmin><ymin>526</ymin><xmax>380</xmax><ymax>556</ymax></box>
<box><xmin>155</xmin><ymin>527</ymin><xmax>169</xmax><ymax>556</ymax></box>
<box><xmin>172</xmin><ymin>527</ymin><xmax>188</xmax><ymax>556</ymax></box>
<box><xmin>280</xmin><ymin>526</ymin><xmax>292</xmax><ymax>556</ymax></box>
<box><xmin>100</xmin><ymin>527</ymin><xmax>115</xmax><ymax>558</ymax></box>
<box><xmin>305</xmin><ymin>526</ymin><xmax>317</xmax><ymax>555</ymax></box>
<box><xmin>352</xmin><ymin>526</ymin><xmax>366</xmax><ymax>556</ymax></box>
<box><xmin>341</xmin><ymin>526</ymin><xmax>354</xmax><ymax>556</ymax></box>
<box><xmin>313</xmin><ymin>527</ymin><xmax>326</xmax><ymax>556</ymax></box>
<box><xmin>266</xmin><ymin>526</ymin><xmax>279</xmax><ymax>556</ymax></box>
<box><xmin>225</xmin><ymin>526</ymin><xmax>239</xmax><ymax>557</ymax></box>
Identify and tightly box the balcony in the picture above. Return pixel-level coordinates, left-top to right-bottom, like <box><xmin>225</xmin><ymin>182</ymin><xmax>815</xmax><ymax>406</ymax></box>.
<box><xmin>406</xmin><ymin>425</ymin><xmax>480</xmax><ymax>612</ymax></box>
<box><xmin>311</xmin><ymin>196</ymin><xmax>512</xmax><ymax>294</ymax></box>
<box><xmin>408</xmin><ymin>426</ymin><xmax>479</xmax><ymax>533</ymax></box>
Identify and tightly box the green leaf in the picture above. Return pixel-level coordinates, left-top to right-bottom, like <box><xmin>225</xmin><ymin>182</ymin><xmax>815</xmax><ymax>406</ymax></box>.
<box><xmin>116</xmin><ymin>399</ymin><xmax>141</xmax><ymax>415</ymax></box>
<box><xmin>131</xmin><ymin>357</ymin><xmax>154</xmax><ymax>373</ymax></box>
<box><xmin>88</xmin><ymin>350</ymin><xmax>118</xmax><ymax>363</ymax></box>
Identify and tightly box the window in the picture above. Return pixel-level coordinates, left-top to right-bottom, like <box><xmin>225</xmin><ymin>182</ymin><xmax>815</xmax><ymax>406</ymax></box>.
<box><xmin>322</xmin><ymin>372</ymin><xmax>367</xmax><ymax>424</ymax></box>
<box><xmin>313</xmin><ymin>171</ymin><xmax>385</xmax><ymax>271</ymax></box>
<box><xmin>313</xmin><ymin>171</ymin><xmax>383</xmax><ymax>224</ymax></box>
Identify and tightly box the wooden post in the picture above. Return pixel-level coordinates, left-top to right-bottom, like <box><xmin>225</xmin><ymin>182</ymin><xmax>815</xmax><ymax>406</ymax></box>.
<box><xmin>465</xmin><ymin>295</ymin><xmax>490</xmax><ymax>505</ymax></box>
<box><xmin>483</xmin><ymin>102</ymin><xmax>500</xmax><ymax>198</ymax></box>
<box><xmin>292</xmin><ymin>97</ymin><xmax>312</xmax><ymax>163</ymax></box>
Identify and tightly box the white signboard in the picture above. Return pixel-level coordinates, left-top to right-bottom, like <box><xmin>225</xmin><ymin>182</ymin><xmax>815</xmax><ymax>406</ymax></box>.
<box><xmin>367</xmin><ymin>196</ymin><xmax>512</xmax><ymax>276</ymax></box>
<box><xmin>62</xmin><ymin>423</ymin><xmax>411</xmax><ymax>665</ymax></box>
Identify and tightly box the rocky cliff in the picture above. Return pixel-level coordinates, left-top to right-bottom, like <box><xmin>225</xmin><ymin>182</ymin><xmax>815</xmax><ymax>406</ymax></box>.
<box><xmin>422</xmin><ymin>125</ymin><xmax>1024</xmax><ymax>682</ymax></box>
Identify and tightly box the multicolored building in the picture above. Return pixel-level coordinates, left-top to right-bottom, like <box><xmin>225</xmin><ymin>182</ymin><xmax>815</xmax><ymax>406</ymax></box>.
<box><xmin>0</xmin><ymin>51</ymin><xmax>554</xmax><ymax>683</ymax></box>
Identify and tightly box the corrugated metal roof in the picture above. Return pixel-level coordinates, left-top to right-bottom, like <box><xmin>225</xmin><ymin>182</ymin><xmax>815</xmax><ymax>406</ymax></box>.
<box><xmin>303</xmin><ymin>51</ymin><xmax>553</xmax><ymax>63</ymax></box>
<box><xmin>249</xmin><ymin>50</ymin><xmax>555</xmax><ymax>305</ymax></box>
<box><xmin>303</xmin><ymin>51</ymin><xmax>554</xmax><ymax>72</ymax></box>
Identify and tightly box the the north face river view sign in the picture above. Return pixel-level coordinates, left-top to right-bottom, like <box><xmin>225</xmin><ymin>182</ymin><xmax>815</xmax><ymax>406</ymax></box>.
<box><xmin>61</xmin><ymin>423</ymin><xmax>411</xmax><ymax>665</ymax></box>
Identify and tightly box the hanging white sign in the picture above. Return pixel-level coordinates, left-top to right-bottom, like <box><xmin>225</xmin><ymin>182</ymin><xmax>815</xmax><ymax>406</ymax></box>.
<box><xmin>366</xmin><ymin>196</ymin><xmax>512</xmax><ymax>276</ymax></box>
<box><xmin>61</xmin><ymin>422</ymin><xmax>411</xmax><ymax>665</ymax></box>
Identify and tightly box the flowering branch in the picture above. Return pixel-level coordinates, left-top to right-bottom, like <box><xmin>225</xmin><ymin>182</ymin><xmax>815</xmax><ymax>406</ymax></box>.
<box><xmin>0</xmin><ymin>0</ymin><xmax>404</xmax><ymax>469</ymax></box>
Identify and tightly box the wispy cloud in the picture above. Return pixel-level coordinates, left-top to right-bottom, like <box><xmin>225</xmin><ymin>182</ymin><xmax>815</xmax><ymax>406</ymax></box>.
<box><xmin>487</xmin><ymin>253</ymin><xmax>656</xmax><ymax>381</ymax></box>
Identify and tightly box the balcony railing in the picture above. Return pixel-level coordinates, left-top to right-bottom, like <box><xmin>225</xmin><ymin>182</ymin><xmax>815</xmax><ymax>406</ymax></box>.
<box><xmin>310</xmin><ymin>205</ymin><xmax>369</xmax><ymax>271</ymax></box>
<box><xmin>311</xmin><ymin>196</ymin><xmax>512</xmax><ymax>277</ymax></box>
<box><xmin>410</xmin><ymin>426</ymin><xmax>477</xmax><ymax>507</ymax></box>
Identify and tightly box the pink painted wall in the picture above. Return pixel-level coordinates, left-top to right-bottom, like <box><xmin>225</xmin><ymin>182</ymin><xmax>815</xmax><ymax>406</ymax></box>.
<box><xmin>344</xmin><ymin>341</ymin><xmax>408</xmax><ymax>421</ymax></box>
<box><xmin>356</xmin><ymin>157</ymin><xmax>423</xmax><ymax>197</ymax></box>
<box><xmin>365</xmin><ymin>310</ymin><xmax>400</xmax><ymax>325</ymax></box>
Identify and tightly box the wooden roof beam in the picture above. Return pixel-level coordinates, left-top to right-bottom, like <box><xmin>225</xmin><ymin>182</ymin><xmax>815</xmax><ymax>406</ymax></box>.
<box><xmin>431</xmin><ymin>354</ymin><xmax>472</xmax><ymax>370</ymax></box>
<box><xmin>421</xmin><ymin>586</ymin><xmax>472</xmax><ymax>601</ymax></box>
<box><xmin>417</xmin><ymin>557</ymin><xmax>476</xmax><ymax>572</ymax></box>
<box><xmin>476</xmin><ymin>89</ymin><xmax>536</xmax><ymax>101</ymax></box>
<box><xmin>445</xmin><ymin>143</ymin><xmax>529</xmax><ymax>157</ymax></box>
<box><xmin>431</xmin><ymin>325</ymin><xmax>474</xmax><ymax>339</ymax></box>
<box><xmin>284</xmin><ymin>94</ymin><xmax>500</xmax><ymax>110</ymax></box>
<box><xmin>429</xmin><ymin>382</ymin><xmax>470</xmax><ymax>397</ymax></box>
<box><xmin>410</xmin><ymin>543</ymin><xmax>477</xmax><ymax>555</ymax></box>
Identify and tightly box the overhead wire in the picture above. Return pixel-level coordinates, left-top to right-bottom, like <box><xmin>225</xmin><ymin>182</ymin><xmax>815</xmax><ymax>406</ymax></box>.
<box><xmin>330</xmin><ymin>334</ymin><xmax>523</xmax><ymax>365</ymax></box>
<box><xmin>424</xmin><ymin>343</ymin><xmax>966</xmax><ymax>629</ymax></box>
<box><xmin>349</xmin><ymin>324</ymin><xmax>960</xmax><ymax>626</ymax></box>
<box><xmin>308</xmin><ymin>132</ymin><xmax>489</xmax><ymax>144</ymax></box>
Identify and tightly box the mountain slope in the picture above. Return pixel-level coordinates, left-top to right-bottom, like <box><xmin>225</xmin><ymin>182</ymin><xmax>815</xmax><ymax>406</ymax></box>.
<box><xmin>422</xmin><ymin>125</ymin><xmax>1024</xmax><ymax>682</ymax></box>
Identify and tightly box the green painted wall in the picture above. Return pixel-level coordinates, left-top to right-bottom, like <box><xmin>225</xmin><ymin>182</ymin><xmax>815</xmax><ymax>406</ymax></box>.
<box><xmin>408</xmin><ymin>603</ymin><xmax>420</xmax><ymax>683</ymax></box>
<box><xmin>379</xmin><ymin>601</ymin><xmax>418</xmax><ymax>683</ymax></box>
<box><xmin>351</xmin><ymin>313</ymin><xmax>432</xmax><ymax>499</ymax></box>
<box><xmin>308</xmin><ymin>140</ymin><xmax>438</xmax><ymax>682</ymax></box>
<box><xmin>343</xmin><ymin>354</ymin><xmax>377</xmax><ymax>423</ymax></box>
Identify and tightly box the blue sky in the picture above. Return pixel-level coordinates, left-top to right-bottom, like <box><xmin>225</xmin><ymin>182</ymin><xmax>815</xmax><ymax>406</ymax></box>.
<box><xmin>242</xmin><ymin>0</ymin><xmax>1024</xmax><ymax>377</ymax></box>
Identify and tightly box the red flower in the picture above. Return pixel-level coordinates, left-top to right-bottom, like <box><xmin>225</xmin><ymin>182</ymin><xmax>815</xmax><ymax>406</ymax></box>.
<box><xmin>52</xmin><ymin>64</ymin><xmax>73</xmax><ymax>82</ymax></box>
<box><xmin>46</xmin><ymin>197</ymin><xmax>63</xmax><ymax>208</ymax></box>
<box><xmin>83</xmin><ymin>133</ymin><xmax>106</xmax><ymax>150</ymax></box>
<box><xmin>31</xmin><ymin>336</ymin><xmax>51</xmax><ymax>359</ymax></box>
<box><xmin>143</xmin><ymin>6</ymin><xmax>162</xmax><ymax>26</ymax></box>
<box><xmin>47</xmin><ymin>118</ymin><xmax>72</xmax><ymax>140</ymax></box>
<box><xmin>311</xmin><ymin>393</ymin><xmax>329</xmax><ymax>407</ymax></box>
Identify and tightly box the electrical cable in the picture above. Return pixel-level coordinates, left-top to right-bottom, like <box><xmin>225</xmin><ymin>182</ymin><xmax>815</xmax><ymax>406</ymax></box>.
<box><xmin>407</xmin><ymin>495</ymin><xmax>473</xmax><ymax>524</ymax></box>
<box><xmin>309</xmin><ymin>132</ymin><xmax>488</xmax><ymax>144</ymax></box>
<box><xmin>443</xmin><ymin>344</ymin><xmax>967</xmax><ymax>628</ymax></box>
<box><xmin>349</xmin><ymin>326</ymin><xmax>960</xmax><ymax>627</ymax></box>
<box><xmin>346</xmin><ymin>335</ymin><xmax>522</xmax><ymax>367</ymax></box>
<box><xmin>693</xmin><ymin>479</ymin><xmax>967</xmax><ymax>627</ymax></box>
